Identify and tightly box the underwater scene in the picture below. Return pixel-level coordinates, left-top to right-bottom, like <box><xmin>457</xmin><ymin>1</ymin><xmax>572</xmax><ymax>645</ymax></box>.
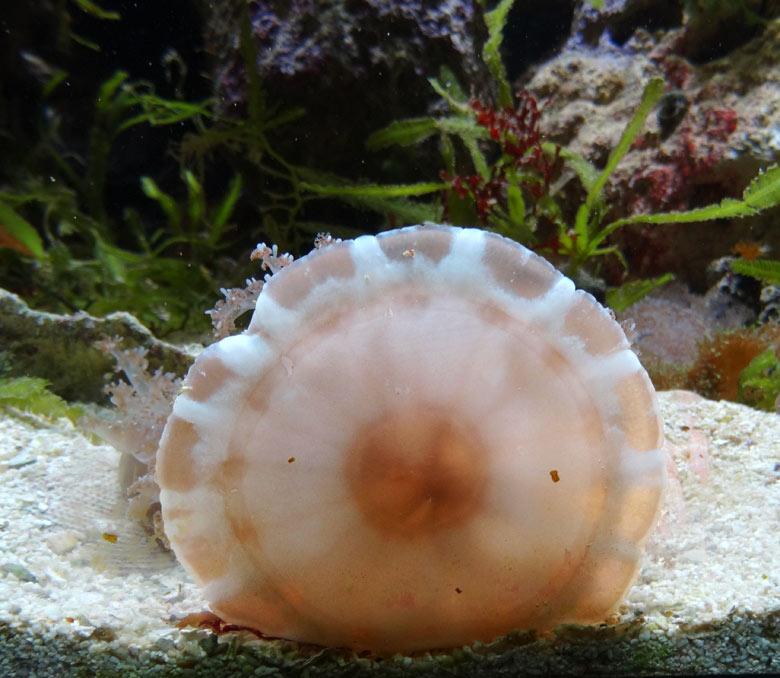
<box><xmin>1</xmin><ymin>1</ymin><xmax>779</xmax><ymax>676</ymax></box>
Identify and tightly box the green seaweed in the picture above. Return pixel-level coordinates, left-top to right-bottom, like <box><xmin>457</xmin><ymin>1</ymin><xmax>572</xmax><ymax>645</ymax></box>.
<box><xmin>602</xmin><ymin>165</ymin><xmax>780</xmax><ymax>231</ymax></box>
<box><xmin>140</xmin><ymin>171</ymin><xmax>242</xmax><ymax>253</ymax></box>
<box><xmin>0</xmin><ymin>20</ymin><xmax>278</xmax><ymax>335</ymax></box>
<box><xmin>68</xmin><ymin>0</ymin><xmax>120</xmax><ymax>21</ymax></box>
<box><xmin>481</xmin><ymin>0</ymin><xmax>516</xmax><ymax>107</ymax></box>
<box><xmin>0</xmin><ymin>377</ymin><xmax>81</xmax><ymax>423</ymax></box>
<box><xmin>730</xmin><ymin>257</ymin><xmax>780</xmax><ymax>285</ymax></box>
<box><xmin>51</xmin><ymin>0</ymin><xmax>121</xmax><ymax>52</ymax></box>
<box><xmin>564</xmin><ymin>77</ymin><xmax>666</xmax><ymax>273</ymax></box>
<box><xmin>316</xmin><ymin>1</ymin><xmax>780</xmax><ymax>296</ymax></box>
<box><xmin>737</xmin><ymin>348</ymin><xmax>780</xmax><ymax>411</ymax></box>
<box><xmin>605</xmin><ymin>273</ymin><xmax>675</xmax><ymax>314</ymax></box>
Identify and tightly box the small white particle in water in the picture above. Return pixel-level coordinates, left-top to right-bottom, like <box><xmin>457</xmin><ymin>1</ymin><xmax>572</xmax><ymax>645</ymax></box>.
<box><xmin>281</xmin><ymin>355</ymin><xmax>294</xmax><ymax>377</ymax></box>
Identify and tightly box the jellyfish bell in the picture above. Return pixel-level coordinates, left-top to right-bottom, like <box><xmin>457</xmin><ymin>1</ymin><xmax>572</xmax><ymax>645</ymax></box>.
<box><xmin>156</xmin><ymin>224</ymin><xmax>665</xmax><ymax>653</ymax></box>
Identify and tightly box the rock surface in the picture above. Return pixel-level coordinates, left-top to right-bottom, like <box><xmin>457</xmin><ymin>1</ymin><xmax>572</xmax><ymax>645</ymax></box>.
<box><xmin>526</xmin><ymin>18</ymin><xmax>780</xmax><ymax>288</ymax></box>
<box><xmin>198</xmin><ymin>0</ymin><xmax>492</xmax><ymax>179</ymax></box>
<box><xmin>0</xmin><ymin>289</ymin><xmax>195</xmax><ymax>404</ymax></box>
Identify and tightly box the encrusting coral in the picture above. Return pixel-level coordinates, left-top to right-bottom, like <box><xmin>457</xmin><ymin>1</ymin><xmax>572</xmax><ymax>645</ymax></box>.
<box><xmin>154</xmin><ymin>223</ymin><xmax>665</xmax><ymax>653</ymax></box>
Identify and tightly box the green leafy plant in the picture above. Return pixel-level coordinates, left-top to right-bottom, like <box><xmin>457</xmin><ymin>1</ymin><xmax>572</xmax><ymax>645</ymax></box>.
<box><xmin>605</xmin><ymin>273</ymin><xmax>676</xmax><ymax>314</ymax></box>
<box><xmin>1</xmin><ymin>2</ymin><xmax>380</xmax><ymax>336</ymax></box>
<box><xmin>367</xmin><ymin>58</ymin><xmax>780</xmax><ymax>274</ymax></box>
<box><xmin>4</xmin><ymin>0</ymin><xmax>377</xmax><ymax>336</ymax></box>
<box><xmin>0</xmin><ymin>377</ymin><xmax>81</xmax><ymax>423</ymax></box>
<box><xmin>0</xmin><ymin>69</ymin><xmax>224</xmax><ymax>335</ymax></box>
<box><xmin>69</xmin><ymin>0</ymin><xmax>120</xmax><ymax>20</ymax></box>
<box><xmin>600</xmin><ymin>164</ymin><xmax>780</xmax><ymax>233</ymax></box>
<box><xmin>177</xmin><ymin>8</ymin><xmax>318</xmax><ymax>251</ymax></box>
<box><xmin>139</xmin><ymin>170</ymin><xmax>242</xmax><ymax>257</ymax></box>
<box><xmin>730</xmin><ymin>256</ymin><xmax>780</xmax><ymax>285</ymax></box>
<box><xmin>174</xmin><ymin>4</ymin><xmax>449</xmax><ymax>249</ymax></box>
<box><xmin>296</xmin><ymin>0</ymin><xmax>531</xmax><ymax>225</ymax></box>
<box><xmin>5</xmin><ymin>0</ymin><xmax>780</xmax><ymax>338</ymax></box>
<box><xmin>51</xmin><ymin>0</ymin><xmax>121</xmax><ymax>52</ymax></box>
<box><xmin>684</xmin><ymin>0</ymin><xmax>768</xmax><ymax>27</ymax></box>
<box><xmin>737</xmin><ymin>349</ymin><xmax>780</xmax><ymax>411</ymax></box>
<box><xmin>61</xmin><ymin>70</ymin><xmax>211</xmax><ymax>228</ymax></box>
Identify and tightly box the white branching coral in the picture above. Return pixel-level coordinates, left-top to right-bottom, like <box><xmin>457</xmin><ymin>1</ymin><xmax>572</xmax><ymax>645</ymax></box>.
<box><xmin>205</xmin><ymin>279</ymin><xmax>266</xmax><ymax>341</ymax></box>
<box><xmin>81</xmin><ymin>337</ymin><xmax>183</xmax><ymax>544</ymax></box>
<box><xmin>206</xmin><ymin>242</ymin><xmax>295</xmax><ymax>340</ymax></box>
<box><xmin>89</xmin><ymin>337</ymin><xmax>181</xmax><ymax>464</ymax></box>
<box><xmin>207</xmin><ymin>238</ymin><xmax>343</xmax><ymax>340</ymax></box>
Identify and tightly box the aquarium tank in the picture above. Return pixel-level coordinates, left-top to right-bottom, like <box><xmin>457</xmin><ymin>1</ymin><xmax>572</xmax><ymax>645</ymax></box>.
<box><xmin>1</xmin><ymin>0</ymin><xmax>779</xmax><ymax>676</ymax></box>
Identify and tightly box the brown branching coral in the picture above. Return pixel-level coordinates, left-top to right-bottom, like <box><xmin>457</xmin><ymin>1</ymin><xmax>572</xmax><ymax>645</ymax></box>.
<box><xmin>683</xmin><ymin>327</ymin><xmax>780</xmax><ymax>403</ymax></box>
<box><xmin>621</xmin><ymin>291</ymin><xmax>780</xmax><ymax>404</ymax></box>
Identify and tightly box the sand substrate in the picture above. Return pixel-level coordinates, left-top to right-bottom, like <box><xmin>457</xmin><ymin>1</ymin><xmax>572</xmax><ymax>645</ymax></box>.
<box><xmin>0</xmin><ymin>391</ymin><xmax>778</xmax><ymax>677</ymax></box>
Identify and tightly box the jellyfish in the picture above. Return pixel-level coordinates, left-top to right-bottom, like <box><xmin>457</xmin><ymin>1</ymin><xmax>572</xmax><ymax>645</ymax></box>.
<box><xmin>157</xmin><ymin>224</ymin><xmax>665</xmax><ymax>653</ymax></box>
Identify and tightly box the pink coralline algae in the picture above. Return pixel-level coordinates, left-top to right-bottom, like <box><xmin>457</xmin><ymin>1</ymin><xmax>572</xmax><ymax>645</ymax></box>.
<box><xmin>629</xmin><ymin>105</ymin><xmax>739</xmax><ymax>213</ymax></box>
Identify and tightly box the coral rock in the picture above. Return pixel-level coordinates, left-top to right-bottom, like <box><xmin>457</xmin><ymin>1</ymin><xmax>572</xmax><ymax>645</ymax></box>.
<box><xmin>200</xmin><ymin>0</ymin><xmax>490</xmax><ymax>177</ymax></box>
